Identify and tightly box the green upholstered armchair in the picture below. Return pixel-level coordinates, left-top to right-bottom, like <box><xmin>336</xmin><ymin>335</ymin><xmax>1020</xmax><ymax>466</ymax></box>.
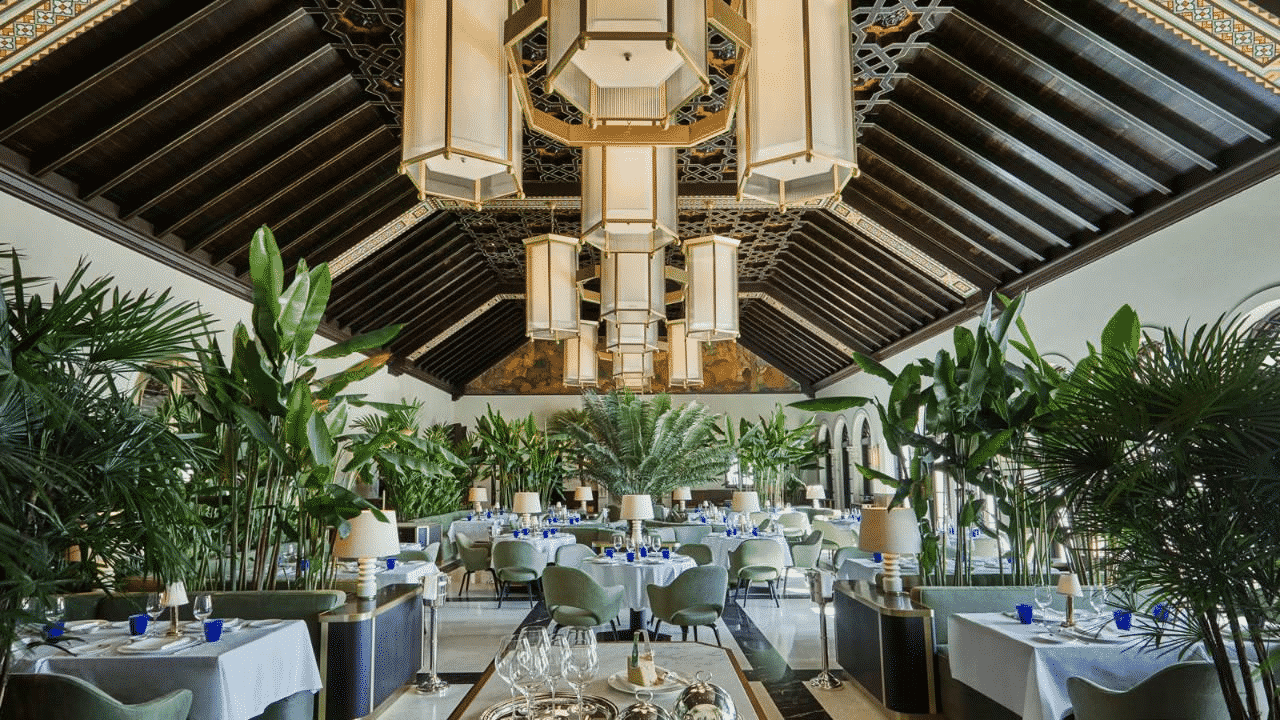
<box><xmin>786</xmin><ymin>530</ymin><xmax>824</xmax><ymax>596</ymax></box>
<box><xmin>812</xmin><ymin>520</ymin><xmax>856</xmax><ymax>557</ymax></box>
<box><xmin>676</xmin><ymin>543</ymin><xmax>714</xmax><ymax>566</ymax></box>
<box><xmin>491</xmin><ymin>539</ymin><xmax>547</xmax><ymax>608</ymax></box>
<box><xmin>1068</xmin><ymin>663</ymin><xmax>1233</xmax><ymax>720</ymax></box>
<box><xmin>728</xmin><ymin>538</ymin><xmax>785</xmax><ymax>606</ymax></box>
<box><xmin>554</xmin><ymin>543</ymin><xmax>596</xmax><ymax>568</ymax></box>
<box><xmin>646</xmin><ymin>565</ymin><xmax>728</xmax><ymax>645</ymax></box>
<box><xmin>542</xmin><ymin>565</ymin><xmax>624</xmax><ymax>639</ymax></box>
<box><xmin>1</xmin><ymin>673</ymin><xmax>192</xmax><ymax>720</ymax></box>
<box><xmin>456</xmin><ymin>532</ymin><xmax>495</xmax><ymax>597</ymax></box>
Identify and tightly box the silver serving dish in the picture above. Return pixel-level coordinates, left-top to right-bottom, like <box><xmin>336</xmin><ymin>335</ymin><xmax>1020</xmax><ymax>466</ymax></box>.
<box><xmin>672</xmin><ymin>672</ymin><xmax>736</xmax><ymax>720</ymax></box>
<box><xmin>619</xmin><ymin>690</ymin><xmax>674</xmax><ymax>720</ymax></box>
<box><xmin>480</xmin><ymin>693</ymin><xmax>618</xmax><ymax>720</ymax></box>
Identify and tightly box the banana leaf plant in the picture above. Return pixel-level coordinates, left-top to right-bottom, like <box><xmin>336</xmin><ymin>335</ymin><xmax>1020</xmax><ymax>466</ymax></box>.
<box><xmin>470</xmin><ymin>406</ymin><xmax>571</xmax><ymax>508</ymax></box>
<box><xmin>729</xmin><ymin>406</ymin><xmax>822</xmax><ymax>507</ymax></box>
<box><xmin>179</xmin><ymin>227</ymin><xmax>402</xmax><ymax>591</ymax></box>
<box><xmin>344</xmin><ymin>400</ymin><xmax>469</xmax><ymax>519</ymax></box>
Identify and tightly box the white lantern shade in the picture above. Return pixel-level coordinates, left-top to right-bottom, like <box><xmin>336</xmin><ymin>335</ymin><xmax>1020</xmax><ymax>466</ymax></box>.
<box><xmin>563</xmin><ymin>320</ymin><xmax>600</xmax><ymax>387</ymax></box>
<box><xmin>333</xmin><ymin>509</ymin><xmax>401</xmax><ymax>559</ymax></box>
<box><xmin>620</xmin><ymin>494</ymin><xmax>655</xmax><ymax>520</ymax></box>
<box><xmin>1057</xmin><ymin>572</ymin><xmax>1083</xmax><ymax>597</ymax></box>
<box><xmin>524</xmin><ymin>233</ymin><xmax>581</xmax><ymax>340</ymax></box>
<box><xmin>581</xmin><ymin>144</ymin><xmax>678</xmax><ymax>251</ymax></box>
<box><xmin>666</xmin><ymin>319</ymin><xmax>703</xmax><ymax>387</ymax></box>
<box><xmin>672</xmin><ymin>487</ymin><xmax>692</xmax><ymax>501</ymax></box>
<box><xmin>546</xmin><ymin>0</ymin><xmax>708</xmax><ymax>124</ymax></box>
<box><xmin>513</xmin><ymin>492</ymin><xmax>542</xmax><ymax>515</ymax></box>
<box><xmin>601</xmin><ymin>248</ymin><xmax>665</xmax><ymax>352</ymax></box>
<box><xmin>859</xmin><ymin>507</ymin><xmax>921</xmax><ymax>555</ymax></box>
<box><xmin>161</xmin><ymin>582</ymin><xmax>188</xmax><ymax>608</ymax></box>
<box><xmin>574</xmin><ymin>486</ymin><xmax>594</xmax><ymax>501</ymax></box>
<box><xmin>805</xmin><ymin>485</ymin><xmax>826</xmax><ymax>500</ymax></box>
<box><xmin>738</xmin><ymin>0</ymin><xmax>856</xmax><ymax>207</ymax></box>
<box><xmin>612</xmin><ymin>350</ymin><xmax>654</xmax><ymax>390</ymax></box>
<box><xmin>607</xmin><ymin>315</ymin><xmax>660</xmax><ymax>355</ymax></box>
<box><xmin>401</xmin><ymin>0</ymin><xmax>522</xmax><ymax>203</ymax></box>
<box><xmin>468</xmin><ymin>487</ymin><xmax>489</xmax><ymax>503</ymax></box>
<box><xmin>731</xmin><ymin>491</ymin><xmax>761</xmax><ymax>513</ymax></box>
<box><xmin>683</xmin><ymin>234</ymin><xmax>739</xmax><ymax>341</ymax></box>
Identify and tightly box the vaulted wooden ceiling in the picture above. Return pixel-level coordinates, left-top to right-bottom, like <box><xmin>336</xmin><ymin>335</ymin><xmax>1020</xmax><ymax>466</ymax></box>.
<box><xmin>1</xmin><ymin>0</ymin><xmax>1278</xmax><ymax>398</ymax></box>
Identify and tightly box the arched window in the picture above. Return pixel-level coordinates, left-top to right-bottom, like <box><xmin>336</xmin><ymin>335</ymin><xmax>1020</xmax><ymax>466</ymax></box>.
<box><xmin>859</xmin><ymin>420</ymin><xmax>873</xmax><ymax>500</ymax></box>
<box><xmin>816</xmin><ymin>423</ymin><xmax>833</xmax><ymax>503</ymax></box>
<box><xmin>839</xmin><ymin>422</ymin><xmax>853</xmax><ymax>510</ymax></box>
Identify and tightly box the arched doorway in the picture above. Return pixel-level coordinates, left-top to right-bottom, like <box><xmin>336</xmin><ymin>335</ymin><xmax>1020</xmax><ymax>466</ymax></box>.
<box><xmin>838</xmin><ymin>421</ymin><xmax>853</xmax><ymax>510</ymax></box>
<box><xmin>858</xmin><ymin>418</ymin><xmax>874</xmax><ymax>501</ymax></box>
<box><xmin>816</xmin><ymin>423</ymin><xmax>833</xmax><ymax>504</ymax></box>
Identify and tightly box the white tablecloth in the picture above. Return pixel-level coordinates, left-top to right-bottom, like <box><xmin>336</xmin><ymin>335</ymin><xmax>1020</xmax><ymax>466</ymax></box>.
<box><xmin>448</xmin><ymin>518</ymin><xmax>507</xmax><ymax>542</ymax></box>
<box><xmin>22</xmin><ymin>619</ymin><xmax>322</xmax><ymax>720</ymax></box>
<box><xmin>948</xmin><ymin>612</ymin><xmax>1203</xmax><ymax>720</ymax></box>
<box><xmin>837</xmin><ymin>557</ymin><xmax>1013</xmax><ymax>583</ymax></box>
<box><xmin>490</xmin><ymin>533</ymin><xmax>576</xmax><ymax>566</ymax></box>
<box><xmin>333</xmin><ymin>560</ymin><xmax>437</xmax><ymax>590</ymax></box>
<box><xmin>704</xmin><ymin>533</ymin><xmax>793</xmax><ymax>567</ymax></box>
<box><xmin>578</xmin><ymin>554</ymin><xmax>697</xmax><ymax>610</ymax></box>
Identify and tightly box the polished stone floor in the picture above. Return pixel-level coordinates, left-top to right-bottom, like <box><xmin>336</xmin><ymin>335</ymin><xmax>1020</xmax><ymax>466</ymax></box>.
<box><xmin>381</xmin><ymin>566</ymin><xmax>897</xmax><ymax>720</ymax></box>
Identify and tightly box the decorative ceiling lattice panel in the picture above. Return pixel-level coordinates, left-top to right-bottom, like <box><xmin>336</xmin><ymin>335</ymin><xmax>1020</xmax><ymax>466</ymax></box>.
<box><xmin>309</xmin><ymin>0</ymin><xmax>405</xmax><ymax>126</ymax></box>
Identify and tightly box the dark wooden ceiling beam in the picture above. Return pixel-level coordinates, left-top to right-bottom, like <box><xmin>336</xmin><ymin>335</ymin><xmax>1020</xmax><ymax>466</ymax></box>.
<box><xmin>339</xmin><ymin>243</ymin><xmax>479</xmax><ymax>330</ymax></box>
<box><xmin>735</xmin><ymin>332</ymin><xmax>817</xmax><ymax>394</ymax></box>
<box><xmin>796</xmin><ymin>218</ymin><xmax>952</xmax><ymax>315</ymax></box>
<box><xmin>0</xmin><ymin>1</ymin><xmax>235</xmax><ymax>143</ymax></box>
<box><xmin>902</xmin><ymin>79</ymin><xmax>1134</xmax><ymax>215</ymax></box>
<box><xmin>298</xmin><ymin>183</ymin><xmax>417</xmax><ymax>265</ymax></box>
<box><xmin>742</xmin><ymin>307</ymin><xmax>846</xmax><ymax>374</ymax></box>
<box><xmin>422</xmin><ymin>303</ymin><xmax>524</xmax><ymax>378</ymax></box>
<box><xmin>328</xmin><ymin>213</ymin><xmax>458</xmax><ymax>303</ymax></box>
<box><xmin>742</xmin><ymin>281</ymin><xmax>871</xmax><ymax>355</ymax></box>
<box><xmin>447</xmin><ymin>332</ymin><xmax>532</xmax><ymax>392</ymax></box>
<box><xmin>32</xmin><ymin>8</ymin><xmax>310</xmax><ymax>178</ymax></box>
<box><xmin>777</xmin><ymin>239</ymin><xmax>922</xmax><ymax>331</ymax></box>
<box><xmin>1025</xmin><ymin>0</ymin><xmax>1270</xmax><ymax>143</ymax></box>
<box><xmin>121</xmin><ymin>77</ymin><xmax>353</xmax><ymax>223</ymax></box>
<box><xmin>386</xmin><ymin>269</ymin><xmax>507</xmax><ymax>351</ymax></box>
<box><xmin>155</xmin><ymin>102</ymin><xmax>370</xmax><ymax>239</ymax></box>
<box><xmin>83</xmin><ymin>46</ymin><xmax>336</xmax><ymax>203</ymax></box>
<box><xmin>762</xmin><ymin>260</ymin><xmax>897</xmax><ymax>345</ymax></box>
<box><xmin>863</xmin><ymin>125</ymin><xmax>1070</xmax><ymax>250</ymax></box>
<box><xmin>187</xmin><ymin>125</ymin><xmax>389</xmax><ymax>254</ymax></box>
<box><xmin>864</xmin><ymin>110</ymin><xmax>1100</xmax><ymax>232</ymax></box>
<box><xmin>943</xmin><ymin>13</ymin><xmax>1219</xmax><ymax>172</ymax></box>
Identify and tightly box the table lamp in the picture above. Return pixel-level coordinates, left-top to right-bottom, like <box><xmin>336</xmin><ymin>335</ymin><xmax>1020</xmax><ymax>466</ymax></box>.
<box><xmin>468</xmin><ymin>486</ymin><xmax>488</xmax><ymax>515</ymax></box>
<box><xmin>333</xmin><ymin>509</ymin><xmax>400</xmax><ymax>599</ymax></box>
<box><xmin>805</xmin><ymin>484</ymin><xmax>826</xmax><ymax>508</ymax></box>
<box><xmin>513</xmin><ymin>491</ymin><xmax>541</xmax><ymax>528</ymax></box>
<box><xmin>672</xmin><ymin>486</ymin><xmax>692</xmax><ymax>511</ymax></box>
<box><xmin>161</xmin><ymin>581</ymin><xmax>188</xmax><ymax>637</ymax></box>
<box><xmin>574</xmin><ymin>486</ymin><xmax>593</xmax><ymax>515</ymax></box>
<box><xmin>731</xmin><ymin>491</ymin><xmax>761</xmax><ymax>533</ymax></box>
<box><xmin>620</xmin><ymin>494</ymin><xmax>654</xmax><ymax>548</ymax></box>
<box><xmin>1057</xmin><ymin>572</ymin><xmax>1083</xmax><ymax>627</ymax></box>
<box><xmin>858</xmin><ymin>507</ymin><xmax>921</xmax><ymax>594</ymax></box>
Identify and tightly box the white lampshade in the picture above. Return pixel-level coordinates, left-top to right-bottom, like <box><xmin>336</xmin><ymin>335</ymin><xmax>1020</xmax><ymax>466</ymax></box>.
<box><xmin>468</xmin><ymin>487</ymin><xmax>488</xmax><ymax>503</ymax></box>
<box><xmin>606</xmin><ymin>313</ymin><xmax>661</xmax><ymax>355</ymax></box>
<box><xmin>620</xmin><ymin>494</ymin><xmax>655</xmax><ymax>521</ymax></box>
<box><xmin>581</xmin><ymin>144</ymin><xmax>678</xmax><ymax>252</ymax></box>
<box><xmin>672</xmin><ymin>487</ymin><xmax>692</xmax><ymax>502</ymax></box>
<box><xmin>546</xmin><ymin>1</ymin><xmax>708</xmax><ymax>125</ymax></box>
<box><xmin>666</xmin><ymin>320</ymin><xmax>704</xmax><ymax>388</ymax></box>
<box><xmin>513</xmin><ymin>492</ymin><xmax>542</xmax><ymax>515</ymax></box>
<box><xmin>574</xmin><ymin>486</ymin><xmax>594</xmax><ymax>501</ymax></box>
<box><xmin>731</xmin><ymin>491</ymin><xmax>761</xmax><ymax>514</ymax></box>
<box><xmin>563</xmin><ymin>320</ymin><xmax>600</xmax><ymax>387</ymax></box>
<box><xmin>737</xmin><ymin>0</ymin><xmax>856</xmax><ymax>208</ymax></box>
<box><xmin>805</xmin><ymin>485</ymin><xmax>826</xmax><ymax>500</ymax></box>
<box><xmin>401</xmin><ymin>0</ymin><xmax>522</xmax><ymax>203</ymax></box>
<box><xmin>612</xmin><ymin>350</ymin><xmax>654</xmax><ymax>391</ymax></box>
<box><xmin>333</xmin><ymin>509</ymin><xmax>401</xmax><ymax>559</ymax></box>
<box><xmin>1057</xmin><ymin>572</ymin><xmax>1083</xmax><ymax>597</ymax></box>
<box><xmin>524</xmin><ymin>234</ymin><xmax>581</xmax><ymax>340</ymax></box>
<box><xmin>683</xmin><ymin>235</ymin><xmax>740</xmax><ymax>341</ymax></box>
<box><xmin>858</xmin><ymin>507</ymin><xmax>921</xmax><ymax>554</ymax></box>
<box><xmin>161</xmin><ymin>581</ymin><xmax>188</xmax><ymax>608</ymax></box>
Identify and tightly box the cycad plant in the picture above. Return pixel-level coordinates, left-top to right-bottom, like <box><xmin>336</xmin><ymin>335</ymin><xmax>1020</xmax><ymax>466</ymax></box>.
<box><xmin>0</xmin><ymin>250</ymin><xmax>211</xmax><ymax>700</ymax></box>
<box><xmin>1029</xmin><ymin>306</ymin><xmax>1280</xmax><ymax>720</ymax></box>
<box><xmin>559</xmin><ymin>390</ymin><xmax>731</xmax><ymax>498</ymax></box>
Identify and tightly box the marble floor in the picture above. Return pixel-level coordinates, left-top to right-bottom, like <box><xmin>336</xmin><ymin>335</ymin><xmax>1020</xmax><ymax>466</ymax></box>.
<box><xmin>380</xmin><ymin>567</ymin><xmax>899</xmax><ymax>720</ymax></box>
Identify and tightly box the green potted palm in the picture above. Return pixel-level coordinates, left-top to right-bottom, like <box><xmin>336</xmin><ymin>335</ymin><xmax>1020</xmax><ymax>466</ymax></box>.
<box><xmin>344</xmin><ymin>400</ymin><xmax>469</xmax><ymax>519</ymax></box>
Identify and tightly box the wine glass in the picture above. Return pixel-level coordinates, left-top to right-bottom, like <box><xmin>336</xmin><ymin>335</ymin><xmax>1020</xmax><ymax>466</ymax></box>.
<box><xmin>145</xmin><ymin>592</ymin><xmax>163</xmax><ymax>635</ymax></box>
<box><xmin>561</xmin><ymin>628</ymin><xmax>598</xmax><ymax>720</ymax></box>
<box><xmin>1033</xmin><ymin>585</ymin><xmax>1054</xmax><ymax>629</ymax></box>
<box><xmin>192</xmin><ymin>594</ymin><xmax>213</xmax><ymax>625</ymax></box>
<box><xmin>1088</xmin><ymin>586</ymin><xmax>1109</xmax><ymax>617</ymax></box>
<box><xmin>44</xmin><ymin>596</ymin><xmax>65</xmax><ymax>625</ymax></box>
<box><xmin>512</xmin><ymin>634</ymin><xmax>549</xmax><ymax>719</ymax></box>
<box><xmin>493</xmin><ymin>635</ymin><xmax>521</xmax><ymax>704</ymax></box>
<box><xmin>545</xmin><ymin>633</ymin><xmax>568</xmax><ymax>701</ymax></box>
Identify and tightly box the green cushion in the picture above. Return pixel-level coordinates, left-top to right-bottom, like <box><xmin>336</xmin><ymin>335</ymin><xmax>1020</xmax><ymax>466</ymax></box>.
<box><xmin>549</xmin><ymin>606</ymin><xmax>599</xmax><ymax>626</ymax></box>
<box><xmin>736</xmin><ymin>565</ymin><xmax>780</xmax><ymax>581</ymax></box>
<box><xmin>1</xmin><ymin>673</ymin><xmax>192</xmax><ymax>720</ymax></box>
<box><xmin>497</xmin><ymin>567</ymin><xmax>539</xmax><ymax>583</ymax></box>
<box><xmin>670</xmin><ymin>605</ymin><xmax>721</xmax><ymax>626</ymax></box>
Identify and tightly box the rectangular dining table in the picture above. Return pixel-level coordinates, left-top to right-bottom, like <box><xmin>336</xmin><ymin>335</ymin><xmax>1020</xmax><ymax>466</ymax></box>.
<box><xmin>19</xmin><ymin>618</ymin><xmax>322</xmax><ymax>720</ymax></box>
<box><xmin>947</xmin><ymin>611</ymin><xmax>1204</xmax><ymax>720</ymax></box>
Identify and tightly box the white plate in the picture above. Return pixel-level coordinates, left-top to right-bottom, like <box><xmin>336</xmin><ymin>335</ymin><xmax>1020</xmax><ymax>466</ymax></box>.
<box><xmin>117</xmin><ymin>636</ymin><xmax>196</xmax><ymax>654</ymax></box>
<box><xmin>607</xmin><ymin>669</ymin><xmax>688</xmax><ymax>695</ymax></box>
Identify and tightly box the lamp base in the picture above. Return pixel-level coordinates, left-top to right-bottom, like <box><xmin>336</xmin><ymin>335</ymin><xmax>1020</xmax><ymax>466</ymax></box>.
<box><xmin>355</xmin><ymin>556</ymin><xmax>379</xmax><ymax>599</ymax></box>
<box><xmin>473</xmin><ymin>501</ymin><xmax>483</xmax><ymax>515</ymax></box>
<box><xmin>630</xmin><ymin>519</ymin><xmax>644</xmax><ymax>549</ymax></box>
<box><xmin>166</xmin><ymin>614</ymin><xmax>182</xmax><ymax>638</ymax></box>
<box><xmin>1060</xmin><ymin>596</ymin><xmax>1076</xmax><ymax>627</ymax></box>
<box><xmin>880</xmin><ymin>553</ymin><xmax>905</xmax><ymax>594</ymax></box>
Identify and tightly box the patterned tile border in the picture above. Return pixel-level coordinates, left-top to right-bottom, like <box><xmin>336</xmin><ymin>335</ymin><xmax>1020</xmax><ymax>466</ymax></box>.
<box><xmin>406</xmin><ymin>293</ymin><xmax>522</xmax><ymax>360</ymax></box>
<box><xmin>1118</xmin><ymin>0</ymin><xmax>1280</xmax><ymax>93</ymax></box>
<box><xmin>0</xmin><ymin>0</ymin><xmax>136</xmax><ymax>82</ymax></box>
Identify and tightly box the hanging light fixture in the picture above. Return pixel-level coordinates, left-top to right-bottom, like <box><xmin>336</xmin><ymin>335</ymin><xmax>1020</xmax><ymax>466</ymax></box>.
<box><xmin>524</xmin><ymin>231</ymin><xmax>580</xmax><ymax>340</ymax></box>
<box><xmin>600</xmin><ymin>247</ymin><xmax>665</xmax><ymax>353</ymax></box>
<box><xmin>563</xmin><ymin>320</ymin><xmax>599</xmax><ymax>387</ymax></box>
<box><xmin>667</xmin><ymin>319</ymin><xmax>703</xmax><ymax>388</ymax></box>
<box><xmin>613</xmin><ymin>350</ymin><xmax>654</xmax><ymax>391</ymax></box>
<box><xmin>684</xmin><ymin>234</ymin><xmax>740</xmax><ymax>341</ymax></box>
<box><xmin>401</xmin><ymin>0</ymin><xmax>523</xmax><ymax>203</ymax></box>
<box><xmin>580</xmin><ymin>143</ymin><xmax>678</xmax><ymax>252</ymax></box>
<box><xmin>737</xmin><ymin>0</ymin><xmax>856</xmax><ymax>208</ymax></box>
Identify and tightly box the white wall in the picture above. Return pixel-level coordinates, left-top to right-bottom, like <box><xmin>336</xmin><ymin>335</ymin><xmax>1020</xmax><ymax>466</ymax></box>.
<box><xmin>451</xmin><ymin>392</ymin><xmax>810</xmax><ymax>430</ymax></box>
<box><xmin>0</xmin><ymin>191</ymin><xmax>454</xmax><ymax>423</ymax></box>
<box><xmin>813</xmin><ymin>172</ymin><xmax>1280</xmax><ymax>484</ymax></box>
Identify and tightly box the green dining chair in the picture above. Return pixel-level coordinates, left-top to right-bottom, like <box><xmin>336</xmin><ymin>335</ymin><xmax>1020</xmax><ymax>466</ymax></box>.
<box><xmin>831</xmin><ymin>544</ymin><xmax>874</xmax><ymax>568</ymax></box>
<box><xmin>0</xmin><ymin>673</ymin><xmax>192</xmax><ymax>720</ymax></box>
<box><xmin>554</xmin><ymin>542</ymin><xmax>596</xmax><ymax>568</ymax></box>
<box><xmin>676</xmin><ymin>542</ymin><xmax>714</xmax><ymax>566</ymax></box>
<box><xmin>396</xmin><ymin>549</ymin><xmax>430</xmax><ymax>562</ymax></box>
<box><xmin>542</xmin><ymin>565</ymin><xmax>625</xmax><ymax>639</ymax></box>
<box><xmin>728</xmin><ymin>538</ymin><xmax>786</xmax><ymax>606</ymax></box>
<box><xmin>491</xmin><ymin>539</ymin><xmax>547</xmax><ymax>609</ymax></box>
<box><xmin>672</xmin><ymin>524</ymin><xmax>713</xmax><ymax>545</ymax></box>
<box><xmin>786</xmin><ymin>530</ymin><xmax>824</xmax><ymax>596</ymax></box>
<box><xmin>776</xmin><ymin>512</ymin><xmax>810</xmax><ymax>540</ymax></box>
<box><xmin>812</xmin><ymin>519</ymin><xmax>856</xmax><ymax>558</ymax></box>
<box><xmin>646</xmin><ymin>565</ymin><xmax>729</xmax><ymax>645</ymax></box>
<box><xmin>456</xmin><ymin>533</ymin><xmax>495</xmax><ymax>597</ymax></box>
<box><xmin>1067</xmin><ymin>662</ymin><xmax>1233</xmax><ymax>720</ymax></box>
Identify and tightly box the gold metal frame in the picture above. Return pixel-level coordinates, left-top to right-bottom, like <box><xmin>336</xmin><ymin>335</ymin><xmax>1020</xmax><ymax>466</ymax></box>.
<box><xmin>580</xmin><ymin>143</ymin><xmax>678</xmax><ymax>250</ymax></box>
<box><xmin>523</xmin><ymin>232</ymin><xmax>581</xmax><ymax>340</ymax></box>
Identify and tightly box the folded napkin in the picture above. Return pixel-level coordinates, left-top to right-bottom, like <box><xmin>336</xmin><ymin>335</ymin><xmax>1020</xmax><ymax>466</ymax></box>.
<box><xmin>65</xmin><ymin>620</ymin><xmax>105</xmax><ymax>633</ymax></box>
<box><xmin>122</xmin><ymin>636</ymin><xmax>190</xmax><ymax>652</ymax></box>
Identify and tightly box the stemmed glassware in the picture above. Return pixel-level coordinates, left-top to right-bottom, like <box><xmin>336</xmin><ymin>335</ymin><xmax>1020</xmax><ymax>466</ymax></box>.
<box><xmin>44</xmin><ymin>596</ymin><xmax>65</xmax><ymax>626</ymax></box>
<box><xmin>1033</xmin><ymin>585</ymin><xmax>1054</xmax><ymax>631</ymax></box>
<box><xmin>511</xmin><ymin>630</ymin><xmax>549</xmax><ymax>719</ymax></box>
<box><xmin>1088</xmin><ymin>586</ymin><xmax>1109</xmax><ymax>618</ymax></box>
<box><xmin>561</xmin><ymin>628</ymin><xmax>598</xmax><ymax>720</ymax></box>
<box><xmin>545</xmin><ymin>633</ymin><xmax>568</xmax><ymax>701</ymax></box>
<box><xmin>493</xmin><ymin>635</ymin><xmax>521</xmax><ymax>705</ymax></box>
<box><xmin>192</xmin><ymin>594</ymin><xmax>213</xmax><ymax>626</ymax></box>
<box><xmin>145</xmin><ymin>592</ymin><xmax>164</xmax><ymax>635</ymax></box>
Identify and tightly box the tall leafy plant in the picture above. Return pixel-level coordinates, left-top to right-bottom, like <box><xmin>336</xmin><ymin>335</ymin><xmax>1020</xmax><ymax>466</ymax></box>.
<box><xmin>471</xmin><ymin>406</ymin><xmax>569</xmax><ymax>508</ymax></box>
<box><xmin>344</xmin><ymin>400</ymin><xmax>468</xmax><ymax>519</ymax></box>
<box><xmin>0</xmin><ymin>251</ymin><xmax>211</xmax><ymax>701</ymax></box>
<box><xmin>731</xmin><ymin>406</ymin><xmax>821</xmax><ymax>507</ymax></box>
<box><xmin>1029</xmin><ymin>307</ymin><xmax>1280</xmax><ymax>720</ymax></box>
